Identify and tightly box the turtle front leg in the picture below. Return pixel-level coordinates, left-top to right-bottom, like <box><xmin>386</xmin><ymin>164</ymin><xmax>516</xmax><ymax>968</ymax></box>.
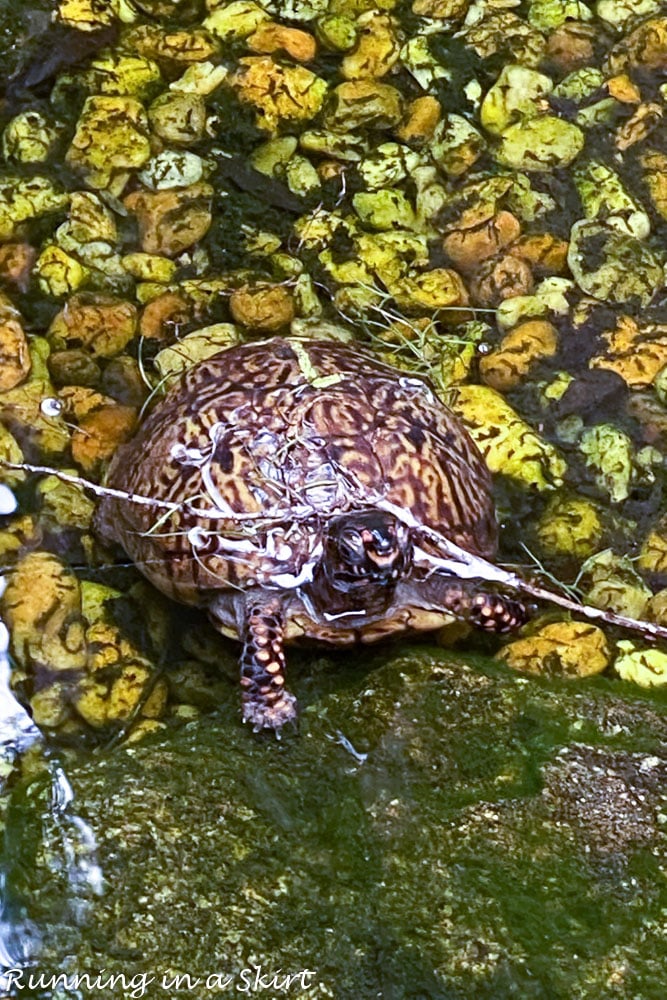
<box><xmin>428</xmin><ymin>577</ymin><xmax>528</xmax><ymax>633</ymax></box>
<box><xmin>239</xmin><ymin>594</ymin><xmax>297</xmax><ymax>733</ymax></box>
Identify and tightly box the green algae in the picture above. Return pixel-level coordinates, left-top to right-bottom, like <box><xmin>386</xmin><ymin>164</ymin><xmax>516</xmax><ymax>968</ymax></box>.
<box><xmin>3</xmin><ymin>647</ymin><xmax>666</xmax><ymax>999</ymax></box>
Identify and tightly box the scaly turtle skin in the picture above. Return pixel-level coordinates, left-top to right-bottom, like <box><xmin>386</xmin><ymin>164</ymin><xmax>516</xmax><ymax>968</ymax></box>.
<box><xmin>96</xmin><ymin>338</ymin><xmax>526</xmax><ymax>731</ymax></box>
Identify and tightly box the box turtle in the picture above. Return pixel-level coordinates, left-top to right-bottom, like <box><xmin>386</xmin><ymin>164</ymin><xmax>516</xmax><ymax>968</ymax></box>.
<box><xmin>96</xmin><ymin>337</ymin><xmax>526</xmax><ymax>732</ymax></box>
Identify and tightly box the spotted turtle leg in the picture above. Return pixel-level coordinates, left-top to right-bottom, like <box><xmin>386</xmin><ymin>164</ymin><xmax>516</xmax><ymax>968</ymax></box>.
<box><xmin>239</xmin><ymin>595</ymin><xmax>297</xmax><ymax>734</ymax></box>
<box><xmin>432</xmin><ymin>579</ymin><xmax>528</xmax><ymax>633</ymax></box>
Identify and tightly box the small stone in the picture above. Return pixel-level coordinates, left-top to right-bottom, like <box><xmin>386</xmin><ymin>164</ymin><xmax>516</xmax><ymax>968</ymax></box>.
<box><xmin>480</xmin><ymin>319</ymin><xmax>558</xmax><ymax>391</ymax></box>
<box><xmin>0</xmin><ymin>244</ymin><xmax>36</xmax><ymax>292</ymax></box>
<box><xmin>528</xmin><ymin>0</ymin><xmax>593</xmax><ymax>32</ymax></box>
<box><xmin>1</xmin><ymin>551</ymin><xmax>87</xmax><ymax>673</ymax></box>
<box><xmin>101</xmin><ymin>357</ymin><xmax>148</xmax><ymax>408</ymax></box>
<box><xmin>124</xmin><ymin>183</ymin><xmax>214</xmax><ymax>257</ymax></box>
<box><xmin>138</xmin><ymin>150</ymin><xmax>206</xmax><ymax>191</ymax></box>
<box><xmin>567</xmin><ymin>221</ymin><xmax>663</xmax><ymax>307</ymax></box>
<box><xmin>230</xmin><ymin>283</ymin><xmax>295</xmax><ymax>331</ymax></box>
<box><xmin>495</xmin><ymin>276</ymin><xmax>574</xmax><ymax>330</ymax></box>
<box><xmin>324</xmin><ymin>80</ymin><xmax>403</xmax><ymax>130</ymax></box>
<box><xmin>229</xmin><ymin>57</ymin><xmax>327</xmax><ymax>131</ymax></box>
<box><xmin>481</xmin><ymin>64</ymin><xmax>553</xmax><ymax>137</ymax></box>
<box><xmin>496</xmin><ymin>115</ymin><xmax>584</xmax><ymax>171</ymax></box>
<box><xmin>47</xmin><ymin>349</ymin><xmax>101</xmax><ymax>388</ymax></box>
<box><xmin>412</xmin><ymin>0</ymin><xmax>469</xmax><ymax>16</ymax></box>
<box><xmin>48</xmin><ymin>295</ymin><xmax>138</xmax><ymax>359</ymax></box>
<box><xmin>604</xmin><ymin>16</ymin><xmax>667</xmax><ymax>75</ymax></box>
<box><xmin>84</xmin><ymin>53</ymin><xmax>163</xmax><ymax>100</ymax></box>
<box><xmin>121</xmin><ymin>253</ymin><xmax>178</xmax><ymax>283</ymax></box>
<box><xmin>464</xmin><ymin>12</ymin><xmax>546</xmax><ymax>67</ymax></box>
<box><xmin>535</xmin><ymin>494</ymin><xmax>603</xmax><ymax>559</ymax></box>
<box><xmin>395</xmin><ymin>96</ymin><xmax>441</xmax><ymax>146</ymax></box>
<box><xmin>0</xmin><ymin>306</ymin><xmax>31</xmax><ymax>391</ymax></box>
<box><xmin>613</xmin><ymin>641</ymin><xmax>667</xmax><ymax>688</ymax></box>
<box><xmin>638</xmin><ymin>519</ymin><xmax>667</xmax><ymax>574</ymax></box>
<box><xmin>589</xmin><ymin>315</ymin><xmax>667</xmax><ymax>389</ymax></box>
<box><xmin>0</xmin><ymin>175</ymin><xmax>70</xmax><ymax>242</ymax></box>
<box><xmin>71</xmin><ymin>403</ymin><xmax>137</xmax><ymax>474</ymax></box>
<box><xmin>616</xmin><ymin>102</ymin><xmax>663</xmax><ymax>151</ymax></box>
<box><xmin>315</xmin><ymin>15</ymin><xmax>357</xmax><ymax>52</ymax></box>
<box><xmin>66</xmin><ymin>96</ymin><xmax>152</xmax><ymax>189</ymax></box>
<box><xmin>341</xmin><ymin>12</ymin><xmax>400</xmax><ymax>80</ymax></box>
<box><xmin>353</xmin><ymin>189</ymin><xmax>415</xmax><ymax>230</ymax></box>
<box><xmin>139</xmin><ymin>292</ymin><xmax>193</xmax><ymax>341</ymax></box>
<box><xmin>430</xmin><ymin>114</ymin><xmax>485</xmax><ymax>177</ymax></box>
<box><xmin>469</xmin><ymin>254</ymin><xmax>534</xmax><ymax>308</ymax></box>
<box><xmin>35</xmin><ymin>244</ymin><xmax>89</xmax><ymax>298</ymax></box>
<box><xmin>148</xmin><ymin>92</ymin><xmax>207</xmax><ymax>146</ymax></box>
<box><xmin>579</xmin><ymin>424</ymin><xmax>634</xmax><ymax>503</ymax></box>
<box><xmin>387</xmin><ymin>268</ymin><xmax>468</xmax><ymax>313</ymax></box>
<box><xmin>579</xmin><ymin>549</ymin><xmax>652</xmax><ymax>620</ymax></box>
<box><xmin>574</xmin><ymin>160</ymin><xmax>650</xmax><ymax>239</ymax></box>
<box><xmin>451</xmin><ymin>385</ymin><xmax>567</xmax><ymax>489</ymax></box>
<box><xmin>2</xmin><ymin>110</ymin><xmax>62</xmax><ymax>163</ymax></box>
<box><xmin>443</xmin><ymin>212</ymin><xmax>521</xmax><ymax>273</ymax></box>
<box><xmin>204</xmin><ymin>1</ymin><xmax>270</xmax><ymax>41</ymax></box>
<box><xmin>545</xmin><ymin>22</ymin><xmax>596</xmax><ymax>74</ymax></box>
<box><xmin>507</xmin><ymin>234</ymin><xmax>569</xmax><ymax>276</ymax></box>
<box><xmin>154</xmin><ymin>324</ymin><xmax>242</xmax><ymax>382</ymax></box>
<box><xmin>126</xmin><ymin>24</ymin><xmax>220</xmax><ymax>65</ymax></box>
<box><xmin>247</xmin><ymin>22</ymin><xmax>317</xmax><ymax>62</ymax></box>
<box><xmin>498</xmin><ymin>621</ymin><xmax>610</xmax><ymax>678</ymax></box>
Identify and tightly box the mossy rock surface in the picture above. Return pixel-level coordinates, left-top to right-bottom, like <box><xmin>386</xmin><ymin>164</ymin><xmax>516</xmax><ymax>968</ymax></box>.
<box><xmin>4</xmin><ymin>647</ymin><xmax>667</xmax><ymax>1000</ymax></box>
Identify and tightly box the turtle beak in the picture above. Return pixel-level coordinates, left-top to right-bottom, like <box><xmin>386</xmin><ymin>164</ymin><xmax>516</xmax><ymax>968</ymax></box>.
<box><xmin>360</xmin><ymin>528</ymin><xmax>403</xmax><ymax>577</ymax></box>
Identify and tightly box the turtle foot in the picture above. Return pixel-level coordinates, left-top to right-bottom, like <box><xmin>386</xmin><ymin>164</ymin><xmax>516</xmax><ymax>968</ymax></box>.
<box><xmin>242</xmin><ymin>689</ymin><xmax>298</xmax><ymax>735</ymax></box>
<box><xmin>469</xmin><ymin>592</ymin><xmax>528</xmax><ymax>633</ymax></box>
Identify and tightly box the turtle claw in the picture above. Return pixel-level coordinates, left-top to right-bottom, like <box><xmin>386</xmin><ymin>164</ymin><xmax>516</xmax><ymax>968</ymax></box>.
<box><xmin>242</xmin><ymin>689</ymin><xmax>298</xmax><ymax>736</ymax></box>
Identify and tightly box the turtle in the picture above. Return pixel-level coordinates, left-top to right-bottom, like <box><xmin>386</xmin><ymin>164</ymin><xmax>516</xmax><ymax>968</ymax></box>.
<box><xmin>95</xmin><ymin>337</ymin><xmax>527</xmax><ymax>732</ymax></box>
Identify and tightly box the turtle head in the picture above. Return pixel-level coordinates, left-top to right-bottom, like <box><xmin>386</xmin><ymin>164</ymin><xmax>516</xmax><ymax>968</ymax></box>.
<box><xmin>322</xmin><ymin>510</ymin><xmax>412</xmax><ymax>593</ymax></box>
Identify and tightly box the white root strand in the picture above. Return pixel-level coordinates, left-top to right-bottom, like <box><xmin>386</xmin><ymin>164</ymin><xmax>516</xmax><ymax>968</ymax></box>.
<box><xmin>2</xmin><ymin>459</ymin><xmax>667</xmax><ymax>645</ymax></box>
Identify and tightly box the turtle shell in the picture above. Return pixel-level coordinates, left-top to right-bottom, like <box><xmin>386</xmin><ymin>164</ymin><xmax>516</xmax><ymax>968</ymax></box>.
<box><xmin>97</xmin><ymin>338</ymin><xmax>497</xmax><ymax>637</ymax></box>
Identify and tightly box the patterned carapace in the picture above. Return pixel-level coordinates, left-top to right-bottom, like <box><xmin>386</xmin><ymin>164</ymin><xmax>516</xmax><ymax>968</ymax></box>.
<box><xmin>96</xmin><ymin>338</ymin><xmax>525</xmax><ymax>732</ymax></box>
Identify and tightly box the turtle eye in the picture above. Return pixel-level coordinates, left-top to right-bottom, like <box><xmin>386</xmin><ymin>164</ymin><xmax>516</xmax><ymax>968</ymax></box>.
<box><xmin>340</xmin><ymin>528</ymin><xmax>363</xmax><ymax>552</ymax></box>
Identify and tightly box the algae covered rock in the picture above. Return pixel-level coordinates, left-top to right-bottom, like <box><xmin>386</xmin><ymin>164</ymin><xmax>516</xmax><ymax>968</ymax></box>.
<box><xmin>0</xmin><ymin>176</ymin><xmax>69</xmax><ymax>241</ymax></box>
<box><xmin>496</xmin><ymin>116</ymin><xmax>584</xmax><ymax>171</ymax></box>
<box><xmin>0</xmin><ymin>305</ymin><xmax>31</xmax><ymax>391</ymax></box>
<box><xmin>535</xmin><ymin>493</ymin><xmax>604</xmax><ymax>560</ymax></box>
<box><xmin>589</xmin><ymin>315</ymin><xmax>667</xmax><ymax>389</ymax></box>
<box><xmin>574</xmin><ymin>160</ymin><xmax>651</xmax><ymax>239</ymax></box>
<box><xmin>578</xmin><ymin>550</ymin><xmax>652</xmax><ymax>620</ymax></box>
<box><xmin>498</xmin><ymin>621</ymin><xmax>611</xmax><ymax>678</ymax></box>
<box><xmin>578</xmin><ymin>424</ymin><xmax>634</xmax><ymax>503</ymax></box>
<box><xmin>229</xmin><ymin>56</ymin><xmax>327</xmax><ymax>131</ymax></box>
<box><xmin>154</xmin><ymin>324</ymin><xmax>242</xmax><ymax>382</ymax></box>
<box><xmin>481</xmin><ymin>65</ymin><xmax>554</xmax><ymax>137</ymax></box>
<box><xmin>124</xmin><ymin>183</ymin><xmax>214</xmax><ymax>257</ymax></box>
<box><xmin>148</xmin><ymin>92</ymin><xmax>208</xmax><ymax>145</ymax></box>
<box><xmin>613</xmin><ymin>641</ymin><xmax>667</xmax><ymax>688</ymax></box>
<box><xmin>567</xmin><ymin>221</ymin><xmax>663</xmax><ymax>306</ymax></box>
<box><xmin>229</xmin><ymin>282</ymin><xmax>296</xmax><ymax>330</ymax></box>
<box><xmin>451</xmin><ymin>385</ymin><xmax>567</xmax><ymax>489</ymax></box>
<box><xmin>479</xmin><ymin>319</ymin><xmax>558</xmax><ymax>391</ymax></box>
<box><xmin>47</xmin><ymin>295</ymin><xmax>138</xmax><ymax>359</ymax></box>
<box><xmin>66</xmin><ymin>96</ymin><xmax>152</xmax><ymax>191</ymax></box>
<box><xmin>324</xmin><ymin>79</ymin><xmax>403</xmax><ymax>129</ymax></box>
<box><xmin>2</xmin><ymin>111</ymin><xmax>63</xmax><ymax>164</ymax></box>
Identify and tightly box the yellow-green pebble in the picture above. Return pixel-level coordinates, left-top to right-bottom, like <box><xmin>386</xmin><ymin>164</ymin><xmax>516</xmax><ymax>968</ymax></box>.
<box><xmin>498</xmin><ymin>621</ymin><xmax>611</xmax><ymax>677</ymax></box>
<box><xmin>614</xmin><ymin>641</ymin><xmax>667</xmax><ymax>687</ymax></box>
